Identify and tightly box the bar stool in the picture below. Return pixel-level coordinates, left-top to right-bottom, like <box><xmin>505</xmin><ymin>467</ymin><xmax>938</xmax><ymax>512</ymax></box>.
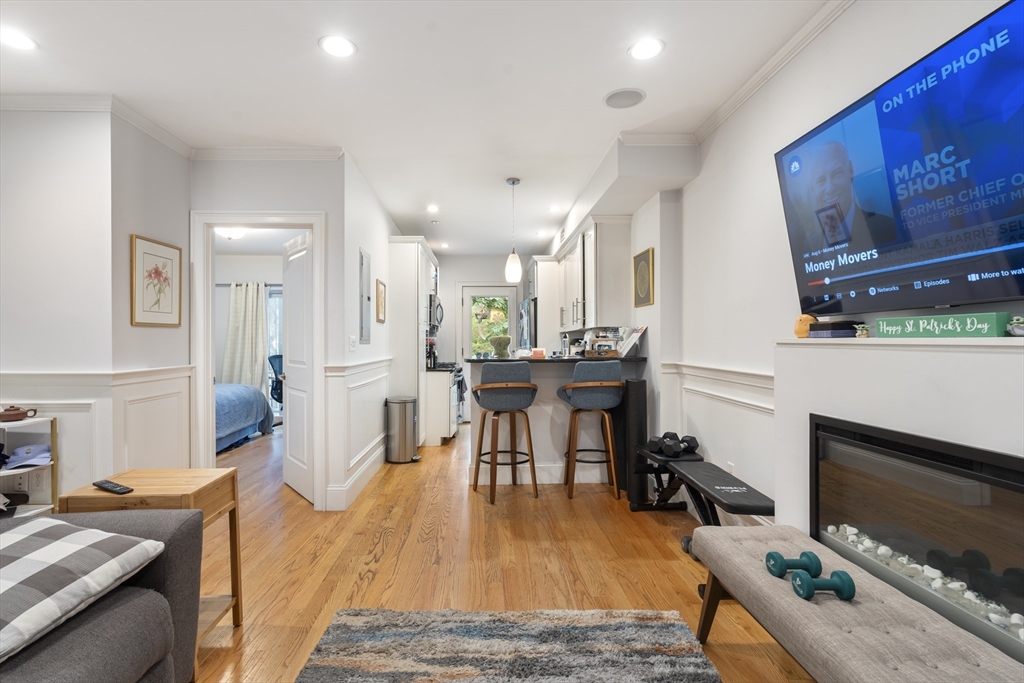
<box><xmin>472</xmin><ymin>361</ymin><xmax>539</xmax><ymax>504</ymax></box>
<box><xmin>557</xmin><ymin>360</ymin><xmax>624</xmax><ymax>499</ymax></box>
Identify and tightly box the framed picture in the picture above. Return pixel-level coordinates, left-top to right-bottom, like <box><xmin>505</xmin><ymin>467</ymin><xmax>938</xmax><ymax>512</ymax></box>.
<box><xmin>633</xmin><ymin>247</ymin><xmax>654</xmax><ymax>307</ymax></box>
<box><xmin>376</xmin><ymin>279</ymin><xmax>386</xmax><ymax>323</ymax></box>
<box><xmin>131</xmin><ymin>234</ymin><xmax>182</xmax><ymax>327</ymax></box>
<box><xmin>815</xmin><ymin>203</ymin><xmax>850</xmax><ymax>246</ymax></box>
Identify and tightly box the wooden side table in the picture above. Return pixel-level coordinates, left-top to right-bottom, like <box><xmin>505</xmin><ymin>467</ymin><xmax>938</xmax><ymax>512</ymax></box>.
<box><xmin>59</xmin><ymin>468</ymin><xmax>243</xmax><ymax>679</ymax></box>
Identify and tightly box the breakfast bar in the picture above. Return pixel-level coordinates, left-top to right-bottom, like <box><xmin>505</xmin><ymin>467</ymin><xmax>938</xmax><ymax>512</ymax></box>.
<box><xmin>465</xmin><ymin>357</ymin><xmax>646</xmax><ymax>487</ymax></box>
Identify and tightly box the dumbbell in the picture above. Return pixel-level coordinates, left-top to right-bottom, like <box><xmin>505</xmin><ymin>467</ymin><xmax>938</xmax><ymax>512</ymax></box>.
<box><xmin>661</xmin><ymin>440</ymin><xmax>686</xmax><ymax>458</ymax></box>
<box><xmin>646</xmin><ymin>436</ymin><xmax>668</xmax><ymax>454</ymax></box>
<box><xmin>765</xmin><ymin>551</ymin><xmax>822</xmax><ymax>579</ymax></box>
<box><xmin>968</xmin><ymin>567</ymin><xmax>1024</xmax><ymax>600</ymax></box>
<box><xmin>679</xmin><ymin>435</ymin><xmax>699</xmax><ymax>453</ymax></box>
<box><xmin>926</xmin><ymin>549</ymin><xmax>990</xmax><ymax>576</ymax></box>
<box><xmin>791</xmin><ymin>569</ymin><xmax>856</xmax><ymax>601</ymax></box>
<box><xmin>662</xmin><ymin>431</ymin><xmax>679</xmax><ymax>443</ymax></box>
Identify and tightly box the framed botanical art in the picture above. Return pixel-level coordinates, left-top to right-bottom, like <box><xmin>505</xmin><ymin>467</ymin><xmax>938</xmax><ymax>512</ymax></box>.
<box><xmin>633</xmin><ymin>247</ymin><xmax>654</xmax><ymax>307</ymax></box>
<box><xmin>131</xmin><ymin>234</ymin><xmax>182</xmax><ymax>326</ymax></box>
<box><xmin>376</xmin><ymin>279</ymin><xmax>386</xmax><ymax>323</ymax></box>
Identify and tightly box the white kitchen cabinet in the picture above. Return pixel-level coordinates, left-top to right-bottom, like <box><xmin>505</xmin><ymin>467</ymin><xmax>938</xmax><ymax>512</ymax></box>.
<box><xmin>424</xmin><ymin>370</ymin><xmax>458</xmax><ymax>446</ymax></box>
<box><xmin>389</xmin><ymin>237</ymin><xmax>439</xmax><ymax>447</ymax></box>
<box><xmin>529</xmin><ymin>256</ymin><xmax>561</xmax><ymax>353</ymax></box>
<box><xmin>554</xmin><ymin>218</ymin><xmax>630</xmax><ymax>331</ymax></box>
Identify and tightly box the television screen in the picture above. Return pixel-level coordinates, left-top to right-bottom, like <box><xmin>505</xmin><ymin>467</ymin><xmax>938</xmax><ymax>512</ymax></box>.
<box><xmin>776</xmin><ymin>0</ymin><xmax>1024</xmax><ymax>316</ymax></box>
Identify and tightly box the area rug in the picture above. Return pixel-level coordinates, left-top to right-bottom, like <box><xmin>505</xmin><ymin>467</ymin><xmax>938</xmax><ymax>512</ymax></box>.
<box><xmin>296</xmin><ymin>608</ymin><xmax>721</xmax><ymax>683</ymax></box>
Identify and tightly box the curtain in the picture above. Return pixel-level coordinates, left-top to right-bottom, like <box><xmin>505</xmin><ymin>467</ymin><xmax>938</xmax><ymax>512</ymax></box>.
<box><xmin>222</xmin><ymin>282</ymin><xmax>268</xmax><ymax>392</ymax></box>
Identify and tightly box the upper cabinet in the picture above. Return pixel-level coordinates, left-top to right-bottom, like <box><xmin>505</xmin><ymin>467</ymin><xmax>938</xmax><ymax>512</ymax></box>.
<box><xmin>556</xmin><ymin>218</ymin><xmax>631</xmax><ymax>331</ymax></box>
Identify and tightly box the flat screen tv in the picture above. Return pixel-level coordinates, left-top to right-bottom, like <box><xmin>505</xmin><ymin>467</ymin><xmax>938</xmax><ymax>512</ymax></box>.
<box><xmin>776</xmin><ymin>0</ymin><xmax>1024</xmax><ymax>316</ymax></box>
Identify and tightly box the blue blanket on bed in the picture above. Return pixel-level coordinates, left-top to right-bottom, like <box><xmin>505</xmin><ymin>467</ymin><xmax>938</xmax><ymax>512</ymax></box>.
<box><xmin>215</xmin><ymin>383</ymin><xmax>275</xmax><ymax>450</ymax></box>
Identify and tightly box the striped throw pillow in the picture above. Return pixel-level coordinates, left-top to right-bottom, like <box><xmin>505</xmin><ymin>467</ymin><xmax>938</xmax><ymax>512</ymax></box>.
<box><xmin>0</xmin><ymin>517</ymin><xmax>165</xmax><ymax>662</ymax></box>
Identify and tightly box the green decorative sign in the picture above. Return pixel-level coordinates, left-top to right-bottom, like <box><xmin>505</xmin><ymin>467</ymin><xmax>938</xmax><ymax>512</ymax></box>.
<box><xmin>875</xmin><ymin>312</ymin><xmax>1011</xmax><ymax>338</ymax></box>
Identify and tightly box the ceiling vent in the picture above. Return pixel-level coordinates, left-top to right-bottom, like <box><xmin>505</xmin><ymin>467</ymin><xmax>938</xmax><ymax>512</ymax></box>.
<box><xmin>604</xmin><ymin>89</ymin><xmax>646</xmax><ymax>109</ymax></box>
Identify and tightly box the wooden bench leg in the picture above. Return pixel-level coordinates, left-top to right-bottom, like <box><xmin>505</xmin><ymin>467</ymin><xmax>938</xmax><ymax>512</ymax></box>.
<box><xmin>697</xmin><ymin>570</ymin><xmax>725</xmax><ymax>644</ymax></box>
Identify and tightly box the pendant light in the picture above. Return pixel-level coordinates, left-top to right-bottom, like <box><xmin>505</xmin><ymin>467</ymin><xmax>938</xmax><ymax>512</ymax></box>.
<box><xmin>504</xmin><ymin>177</ymin><xmax>523</xmax><ymax>283</ymax></box>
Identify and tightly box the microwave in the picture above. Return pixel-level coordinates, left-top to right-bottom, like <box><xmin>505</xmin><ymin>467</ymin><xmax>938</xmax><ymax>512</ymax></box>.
<box><xmin>429</xmin><ymin>294</ymin><xmax>444</xmax><ymax>328</ymax></box>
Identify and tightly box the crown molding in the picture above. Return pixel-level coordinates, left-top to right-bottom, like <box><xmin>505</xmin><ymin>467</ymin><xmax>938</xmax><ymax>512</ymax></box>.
<box><xmin>618</xmin><ymin>132</ymin><xmax>697</xmax><ymax>147</ymax></box>
<box><xmin>694</xmin><ymin>0</ymin><xmax>856</xmax><ymax>143</ymax></box>
<box><xmin>191</xmin><ymin>147</ymin><xmax>344</xmax><ymax>161</ymax></box>
<box><xmin>109</xmin><ymin>97</ymin><xmax>194</xmax><ymax>158</ymax></box>
<box><xmin>0</xmin><ymin>93</ymin><xmax>194</xmax><ymax>158</ymax></box>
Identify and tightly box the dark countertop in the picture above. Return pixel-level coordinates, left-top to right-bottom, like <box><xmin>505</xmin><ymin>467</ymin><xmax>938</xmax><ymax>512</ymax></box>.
<box><xmin>465</xmin><ymin>357</ymin><xmax>646</xmax><ymax>363</ymax></box>
<box><xmin>426</xmin><ymin>366</ymin><xmax>458</xmax><ymax>372</ymax></box>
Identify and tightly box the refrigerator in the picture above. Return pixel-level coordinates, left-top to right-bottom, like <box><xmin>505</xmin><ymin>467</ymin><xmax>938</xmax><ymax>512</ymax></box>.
<box><xmin>517</xmin><ymin>298</ymin><xmax>537</xmax><ymax>349</ymax></box>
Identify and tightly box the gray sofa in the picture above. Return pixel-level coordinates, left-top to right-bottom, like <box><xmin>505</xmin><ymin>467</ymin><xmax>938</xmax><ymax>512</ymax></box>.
<box><xmin>0</xmin><ymin>510</ymin><xmax>203</xmax><ymax>683</ymax></box>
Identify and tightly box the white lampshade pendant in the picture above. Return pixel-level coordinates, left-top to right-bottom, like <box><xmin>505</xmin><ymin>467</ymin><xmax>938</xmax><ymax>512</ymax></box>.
<box><xmin>505</xmin><ymin>250</ymin><xmax>522</xmax><ymax>283</ymax></box>
<box><xmin>505</xmin><ymin>177</ymin><xmax>522</xmax><ymax>283</ymax></box>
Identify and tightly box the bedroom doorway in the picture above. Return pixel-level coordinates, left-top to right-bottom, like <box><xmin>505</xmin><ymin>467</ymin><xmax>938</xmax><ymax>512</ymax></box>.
<box><xmin>191</xmin><ymin>212</ymin><xmax>326</xmax><ymax>509</ymax></box>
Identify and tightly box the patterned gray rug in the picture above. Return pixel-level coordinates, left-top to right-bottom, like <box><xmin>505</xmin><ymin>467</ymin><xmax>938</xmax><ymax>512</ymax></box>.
<box><xmin>297</xmin><ymin>608</ymin><xmax>721</xmax><ymax>682</ymax></box>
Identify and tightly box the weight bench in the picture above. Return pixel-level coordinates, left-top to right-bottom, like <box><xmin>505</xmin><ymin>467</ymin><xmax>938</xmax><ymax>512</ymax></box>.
<box><xmin>692</xmin><ymin>524</ymin><xmax>1023</xmax><ymax>683</ymax></box>
<box><xmin>630</xmin><ymin>447</ymin><xmax>702</xmax><ymax>512</ymax></box>
<box><xmin>658</xmin><ymin>458</ymin><xmax>775</xmax><ymax>555</ymax></box>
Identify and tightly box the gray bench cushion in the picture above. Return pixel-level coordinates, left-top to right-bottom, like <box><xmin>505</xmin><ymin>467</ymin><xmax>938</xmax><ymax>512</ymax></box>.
<box><xmin>692</xmin><ymin>524</ymin><xmax>1023</xmax><ymax>683</ymax></box>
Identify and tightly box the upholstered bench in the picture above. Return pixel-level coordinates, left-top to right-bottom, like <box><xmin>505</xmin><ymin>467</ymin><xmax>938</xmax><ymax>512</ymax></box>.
<box><xmin>692</xmin><ymin>524</ymin><xmax>1023</xmax><ymax>683</ymax></box>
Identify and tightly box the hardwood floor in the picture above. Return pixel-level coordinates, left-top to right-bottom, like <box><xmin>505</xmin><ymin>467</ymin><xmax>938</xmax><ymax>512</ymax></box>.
<box><xmin>198</xmin><ymin>426</ymin><xmax>810</xmax><ymax>683</ymax></box>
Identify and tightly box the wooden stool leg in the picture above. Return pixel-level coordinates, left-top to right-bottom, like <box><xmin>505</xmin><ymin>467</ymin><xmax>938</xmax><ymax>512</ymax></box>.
<box><xmin>520</xmin><ymin>410</ymin><xmax>538</xmax><ymax>498</ymax></box>
<box><xmin>473</xmin><ymin>410</ymin><xmax>489</xmax><ymax>491</ymax></box>
<box><xmin>489</xmin><ymin>411</ymin><xmax>500</xmax><ymax>504</ymax></box>
<box><xmin>697</xmin><ymin>571</ymin><xmax>725</xmax><ymax>644</ymax></box>
<box><xmin>509</xmin><ymin>411</ymin><xmax>518</xmax><ymax>486</ymax></box>
<box><xmin>567</xmin><ymin>409</ymin><xmax>580</xmax><ymax>499</ymax></box>
<box><xmin>563</xmin><ymin>409</ymin><xmax>574</xmax><ymax>486</ymax></box>
<box><xmin>601</xmin><ymin>410</ymin><xmax>620</xmax><ymax>499</ymax></box>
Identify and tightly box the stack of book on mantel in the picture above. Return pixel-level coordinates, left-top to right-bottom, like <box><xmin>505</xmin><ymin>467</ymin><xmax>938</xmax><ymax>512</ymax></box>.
<box><xmin>808</xmin><ymin>321</ymin><xmax>863</xmax><ymax>338</ymax></box>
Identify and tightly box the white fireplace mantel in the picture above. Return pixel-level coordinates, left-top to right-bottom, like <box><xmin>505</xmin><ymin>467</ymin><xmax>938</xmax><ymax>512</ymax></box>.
<box><xmin>773</xmin><ymin>336</ymin><xmax>1024</xmax><ymax>531</ymax></box>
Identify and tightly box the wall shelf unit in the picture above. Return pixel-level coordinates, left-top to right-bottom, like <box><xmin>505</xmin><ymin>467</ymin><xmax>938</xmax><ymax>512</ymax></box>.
<box><xmin>0</xmin><ymin>416</ymin><xmax>58</xmax><ymax>518</ymax></box>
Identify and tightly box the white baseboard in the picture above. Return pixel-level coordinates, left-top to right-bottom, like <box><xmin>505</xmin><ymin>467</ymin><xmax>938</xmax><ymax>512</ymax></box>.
<box><xmin>326</xmin><ymin>441</ymin><xmax>385</xmax><ymax>510</ymax></box>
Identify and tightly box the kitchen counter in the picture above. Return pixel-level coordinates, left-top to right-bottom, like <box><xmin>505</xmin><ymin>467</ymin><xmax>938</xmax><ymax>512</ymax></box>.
<box><xmin>464</xmin><ymin>356</ymin><xmax>646</xmax><ymax>363</ymax></box>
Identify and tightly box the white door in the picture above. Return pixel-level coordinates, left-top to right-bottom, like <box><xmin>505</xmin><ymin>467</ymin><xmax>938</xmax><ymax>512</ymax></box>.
<box><xmin>282</xmin><ymin>232</ymin><xmax>314</xmax><ymax>502</ymax></box>
<box><xmin>458</xmin><ymin>286</ymin><xmax>519</xmax><ymax>410</ymax></box>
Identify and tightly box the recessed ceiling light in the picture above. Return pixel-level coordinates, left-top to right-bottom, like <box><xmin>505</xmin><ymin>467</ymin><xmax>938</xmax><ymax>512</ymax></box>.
<box><xmin>628</xmin><ymin>38</ymin><xmax>664</xmax><ymax>60</ymax></box>
<box><xmin>427</xmin><ymin>204</ymin><xmax>439</xmax><ymax>213</ymax></box>
<box><xmin>604</xmin><ymin>88</ymin><xmax>646</xmax><ymax>109</ymax></box>
<box><xmin>215</xmin><ymin>227</ymin><xmax>248</xmax><ymax>240</ymax></box>
<box><xmin>319</xmin><ymin>36</ymin><xmax>357</xmax><ymax>57</ymax></box>
<box><xmin>548</xmin><ymin>205</ymin><xmax>560</xmax><ymax>212</ymax></box>
<box><xmin>0</xmin><ymin>26</ymin><xmax>38</xmax><ymax>50</ymax></box>
<box><xmin>431</xmin><ymin>220</ymin><xmax>439</xmax><ymax>225</ymax></box>
<box><xmin>440</xmin><ymin>243</ymin><xmax>450</xmax><ymax>248</ymax></box>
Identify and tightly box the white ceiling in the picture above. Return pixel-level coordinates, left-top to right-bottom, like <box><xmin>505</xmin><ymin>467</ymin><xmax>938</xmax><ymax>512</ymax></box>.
<box><xmin>214</xmin><ymin>227</ymin><xmax>307</xmax><ymax>256</ymax></box>
<box><xmin>0</xmin><ymin>1</ymin><xmax>824</xmax><ymax>255</ymax></box>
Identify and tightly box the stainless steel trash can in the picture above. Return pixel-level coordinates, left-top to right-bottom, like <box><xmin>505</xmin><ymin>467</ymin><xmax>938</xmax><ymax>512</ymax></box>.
<box><xmin>385</xmin><ymin>396</ymin><xmax>420</xmax><ymax>463</ymax></box>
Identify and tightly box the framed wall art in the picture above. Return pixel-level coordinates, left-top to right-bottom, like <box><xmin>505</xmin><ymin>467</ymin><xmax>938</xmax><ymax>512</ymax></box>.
<box><xmin>376</xmin><ymin>279</ymin><xmax>386</xmax><ymax>323</ymax></box>
<box><xmin>131</xmin><ymin>234</ymin><xmax>182</xmax><ymax>326</ymax></box>
<box><xmin>633</xmin><ymin>247</ymin><xmax>654</xmax><ymax>308</ymax></box>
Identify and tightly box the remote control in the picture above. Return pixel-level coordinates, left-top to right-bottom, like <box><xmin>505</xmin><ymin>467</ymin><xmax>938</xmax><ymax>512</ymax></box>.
<box><xmin>92</xmin><ymin>479</ymin><xmax>133</xmax><ymax>495</ymax></box>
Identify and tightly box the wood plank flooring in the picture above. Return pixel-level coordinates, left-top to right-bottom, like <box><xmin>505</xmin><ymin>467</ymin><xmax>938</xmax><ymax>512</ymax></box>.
<box><xmin>197</xmin><ymin>426</ymin><xmax>811</xmax><ymax>683</ymax></box>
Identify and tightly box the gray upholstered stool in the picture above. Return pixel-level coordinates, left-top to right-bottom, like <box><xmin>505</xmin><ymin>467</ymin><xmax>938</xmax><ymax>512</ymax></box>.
<box><xmin>556</xmin><ymin>360</ymin><xmax>624</xmax><ymax>499</ymax></box>
<box><xmin>472</xmin><ymin>361</ymin><xmax>539</xmax><ymax>504</ymax></box>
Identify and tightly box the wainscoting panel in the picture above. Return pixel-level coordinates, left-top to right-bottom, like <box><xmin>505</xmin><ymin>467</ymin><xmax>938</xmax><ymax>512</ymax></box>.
<box><xmin>112</xmin><ymin>367</ymin><xmax>192</xmax><ymax>472</ymax></box>
<box><xmin>324</xmin><ymin>359</ymin><xmax>390</xmax><ymax>511</ymax></box>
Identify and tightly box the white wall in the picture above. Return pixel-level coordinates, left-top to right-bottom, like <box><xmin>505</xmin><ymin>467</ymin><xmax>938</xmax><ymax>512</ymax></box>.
<box><xmin>435</xmin><ymin>254</ymin><xmax>523</xmax><ymax>362</ymax></box>
<box><xmin>631</xmin><ymin>190</ymin><xmax>683</xmax><ymax>436</ymax></box>
<box><xmin>214</xmin><ymin>255</ymin><xmax>286</xmax><ymax>381</ymax></box>
<box><xmin>343</xmin><ymin>154</ymin><xmax>401</xmax><ymax>365</ymax></box>
<box><xmin>191</xmin><ymin>158</ymin><xmax>348</xmax><ymax>362</ymax></box>
<box><xmin>674</xmin><ymin>0</ymin><xmax>1016</xmax><ymax>503</ymax></box>
<box><xmin>0</xmin><ymin>111</ymin><xmax>113</xmax><ymax>372</ymax></box>
<box><xmin>111</xmin><ymin>115</ymin><xmax>191</xmax><ymax>371</ymax></box>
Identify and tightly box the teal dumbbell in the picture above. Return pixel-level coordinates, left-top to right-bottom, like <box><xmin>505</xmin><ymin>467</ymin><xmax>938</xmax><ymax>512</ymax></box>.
<box><xmin>765</xmin><ymin>551</ymin><xmax>822</xmax><ymax>579</ymax></box>
<box><xmin>791</xmin><ymin>569</ymin><xmax>856</xmax><ymax>601</ymax></box>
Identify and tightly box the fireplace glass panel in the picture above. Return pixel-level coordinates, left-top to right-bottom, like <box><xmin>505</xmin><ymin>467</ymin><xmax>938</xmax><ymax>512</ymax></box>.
<box><xmin>814</xmin><ymin>426</ymin><xmax>1024</xmax><ymax>657</ymax></box>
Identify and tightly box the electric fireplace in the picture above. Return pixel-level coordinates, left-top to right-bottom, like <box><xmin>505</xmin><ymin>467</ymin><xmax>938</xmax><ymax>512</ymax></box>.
<box><xmin>809</xmin><ymin>414</ymin><xmax>1024</xmax><ymax>661</ymax></box>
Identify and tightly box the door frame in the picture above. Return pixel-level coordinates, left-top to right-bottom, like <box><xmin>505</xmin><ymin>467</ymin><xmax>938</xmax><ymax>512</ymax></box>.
<box><xmin>455</xmin><ymin>281</ymin><xmax>520</xmax><ymax>364</ymax></box>
<box><xmin>190</xmin><ymin>211</ymin><xmax>327</xmax><ymax>510</ymax></box>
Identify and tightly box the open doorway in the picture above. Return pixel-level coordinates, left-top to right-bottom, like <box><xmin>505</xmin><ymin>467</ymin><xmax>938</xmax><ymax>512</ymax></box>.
<box><xmin>191</xmin><ymin>211</ymin><xmax>326</xmax><ymax>509</ymax></box>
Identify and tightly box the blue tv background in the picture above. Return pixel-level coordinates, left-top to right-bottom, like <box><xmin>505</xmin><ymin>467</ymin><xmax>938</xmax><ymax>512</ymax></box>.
<box><xmin>776</xmin><ymin>0</ymin><xmax>1024</xmax><ymax>317</ymax></box>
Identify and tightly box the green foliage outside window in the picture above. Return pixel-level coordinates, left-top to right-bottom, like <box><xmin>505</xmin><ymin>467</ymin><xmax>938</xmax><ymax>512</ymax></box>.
<box><xmin>471</xmin><ymin>296</ymin><xmax>509</xmax><ymax>356</ymax></box>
